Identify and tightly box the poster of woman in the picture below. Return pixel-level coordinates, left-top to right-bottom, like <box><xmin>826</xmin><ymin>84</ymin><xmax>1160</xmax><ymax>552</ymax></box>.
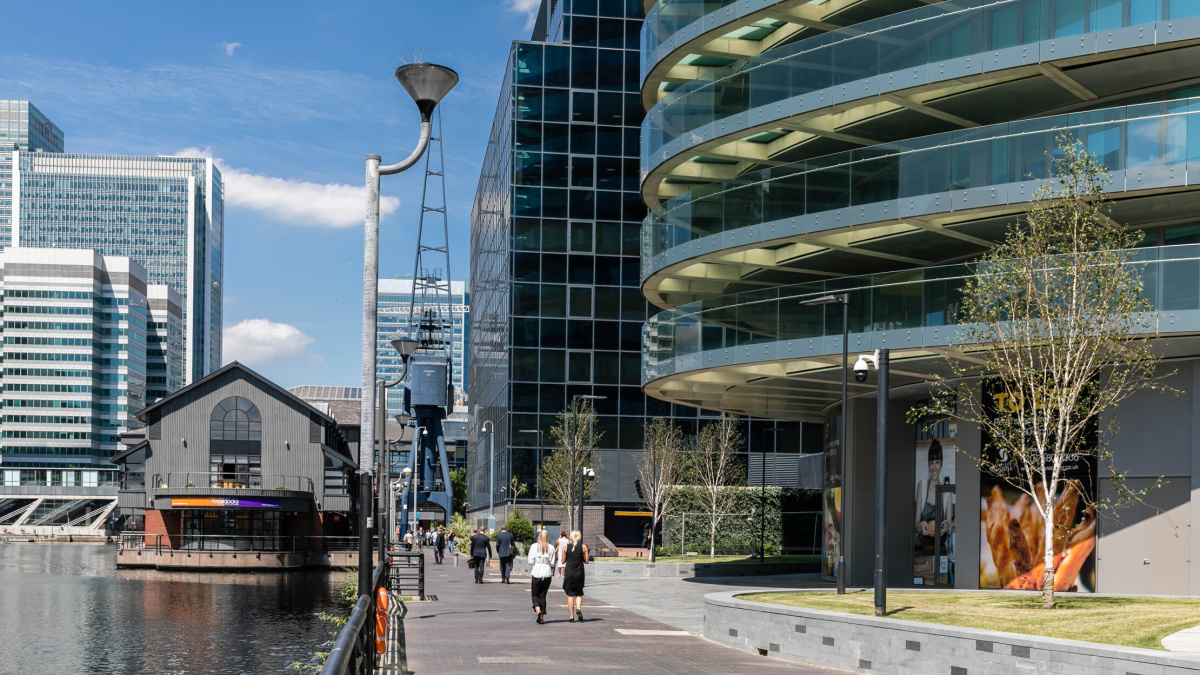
<box><xmin>913</xmin><ymin>409</ymin><xmax>956</xmax><ymax>586</ymax></box>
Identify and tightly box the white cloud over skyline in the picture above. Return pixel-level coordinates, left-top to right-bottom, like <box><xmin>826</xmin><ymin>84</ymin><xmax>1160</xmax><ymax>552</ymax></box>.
<box><xmin>505</xmin><ymin>0</ymin><xmax>540</xmax><ymax>29</ymax></box>
<box><xmin>221</xmin><ymin>42</ymin><xmax>242</xmax><ymax>56</ymax></box>
<box><xmin>173</xmin><ymin>147</ymin><xmax>400</xmax><ymax>227</ymax></box>
<box><xmin>223</xmin><ymin>318</ymin><xmax>317</xmax><ymax>366</ymax></box>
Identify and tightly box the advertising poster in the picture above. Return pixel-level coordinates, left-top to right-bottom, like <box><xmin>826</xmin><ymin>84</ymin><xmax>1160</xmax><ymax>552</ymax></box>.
<box><xmin>978</xmin><ymin>380</ymin><xmax>1098</xmax><ymax>592</ymax></box>
<box><xmin>913</xmin><ymin>402</ymin><xmax>956</xmax><ymax>586</ymax></box>
<box><xmin>822</xmin><ymin>414</ymin><xmax>842</xmax><ymax>581</ymax></box>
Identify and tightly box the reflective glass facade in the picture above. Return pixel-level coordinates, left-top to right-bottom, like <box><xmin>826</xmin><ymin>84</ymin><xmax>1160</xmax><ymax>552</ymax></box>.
<box><xmin>12</xmin><ymin>152</ymin><xmax>223</xmax><ymax>384</ymax></box>
<box><xmin>470</xmin><ymin>0</ymin><xmax>810</xmax><ymax>522</ymax></box>
<box><xmin>0</xmin><ymin>100</ymin><xmax>64</xmax><ymax>249</ymax></box>
<box><xmin>0</xmin><ymin>248</ymin><xmax>181</xmax><ymax>467</ymax></box>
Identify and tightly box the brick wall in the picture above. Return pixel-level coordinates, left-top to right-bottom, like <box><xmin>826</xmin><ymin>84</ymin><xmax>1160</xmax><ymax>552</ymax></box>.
<box><xmin>143</xmin><ymin>509</ymin><xmax>179</xmax><ymax>547</ymax></box>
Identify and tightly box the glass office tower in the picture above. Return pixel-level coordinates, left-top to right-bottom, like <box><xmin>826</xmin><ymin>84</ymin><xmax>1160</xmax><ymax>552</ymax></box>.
<box><xmin>470</xmin><ymin>0</ymin><xmax>814</xmax><ymax>543</ymax></box>
<box><xmin>11</xmin><ymin>151</ymin><xmax>223</xmax><ymax>383</ymax></box>
<box><xmin>0</xmin><ymin>101</ymin><xmax>65</xmax><ymax>248</ymax></box>
<box><xmin>0</xmin><ymin>248</ymin><xmax>181</xmax><ymax>468</ymax></box>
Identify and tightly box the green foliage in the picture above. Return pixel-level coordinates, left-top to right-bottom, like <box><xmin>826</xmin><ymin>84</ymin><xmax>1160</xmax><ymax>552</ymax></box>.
<box><xmin>288</xmin><ymin>570</ymin><xmax>359</xmax><ymax>673</ymax></box>
<box><xmin>449</xmin><ymin>468</ymin><xmax>468</xmax><ymax>516</ymax></box>
<box><xmin>505</xmin><ymin>509</ymin><xmax>537</xmax><ymax>545</ymax></box>
<box><xmin>449</xmin><ymin>512</ymin><xmax>472</xmax><ymax>541</ymax></box>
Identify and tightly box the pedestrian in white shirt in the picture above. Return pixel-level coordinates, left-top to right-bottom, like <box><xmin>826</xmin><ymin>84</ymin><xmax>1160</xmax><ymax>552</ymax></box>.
<box><xmin>527</xmin><ymin>530</ymin><xmax>556</xmax><ymax>624</ymax></box>
<box><xmin>555</xmin><ymin>531</ymin><xmax>570</xmax><ymax>578</ymax></box>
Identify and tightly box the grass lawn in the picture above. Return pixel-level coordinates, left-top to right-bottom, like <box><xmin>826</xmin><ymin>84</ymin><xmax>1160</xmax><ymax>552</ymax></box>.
<box><xmin>598</xmin><ymin>554</ymin><xmax>819</xmax><ymax>564</ymax></box>
<box><xmin>743</xmin><ymin>590</ymin><xmax>1200</xmax><ymax>650</ymax></box>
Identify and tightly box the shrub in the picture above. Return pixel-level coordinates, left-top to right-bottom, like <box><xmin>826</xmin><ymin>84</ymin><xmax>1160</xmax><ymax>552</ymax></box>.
<box><xmin>505</xmin><ymin>515</ymin><xmax>536</xmax><ymax>545</ymax></box>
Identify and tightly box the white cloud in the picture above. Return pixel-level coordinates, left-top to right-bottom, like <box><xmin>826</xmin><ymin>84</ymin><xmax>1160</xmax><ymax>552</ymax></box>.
<box><xmin>223</xmin><ymin>318</ymin><xmax>315</xmax><ymax>366</ymax></box>
<box><xmin>221</xmin><ymin>42</ymin><xmax>242</xmax><ymax>56</ymax></box>
<box><xmin>172</xmin><ymin>147</ymin><xmax>400</xmax><ymax>228</ymax></box>
<box><xmin>505</xmin><ymin>0</ymin><xmax>540</xmax><ymax>29</ymax></box>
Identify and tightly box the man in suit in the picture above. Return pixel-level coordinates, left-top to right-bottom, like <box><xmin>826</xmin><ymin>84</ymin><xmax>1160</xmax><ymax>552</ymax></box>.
<box><xmin>495</xmin><ymin>525</ymin><xmax>516</xmax><ymax>584</ymax></box>
<box><xmin>469</xmin><ymin>526</ymin><xmax>491</xmax><ymax>583</ymax></box>
<box><xmin>433</xmin><ymin>526</ymin><xmax>446</xmax><ymax>564</ymax></box>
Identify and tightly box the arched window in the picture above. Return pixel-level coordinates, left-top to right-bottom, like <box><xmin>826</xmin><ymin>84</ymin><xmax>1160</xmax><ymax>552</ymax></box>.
<box><xmin>209</xmin><ymin>397</ymin><xmax>262</xmax><ymax>486</ymax></box>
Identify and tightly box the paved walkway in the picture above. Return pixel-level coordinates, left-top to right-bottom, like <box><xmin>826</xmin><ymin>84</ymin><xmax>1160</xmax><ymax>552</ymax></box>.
<box><xmin>1163</xmin><ymin>624</ymin><xmax>1200</xmax><ymax>652</ymax></box>
<box><xmin>400</xmin><ymin>554</ymin><xmax>843</xmax><ymax>674</ymax></box>
<box><xmin>587</xmin><ymin>572</ymin><xmax>833</xmax><ymax>634</ymax></box>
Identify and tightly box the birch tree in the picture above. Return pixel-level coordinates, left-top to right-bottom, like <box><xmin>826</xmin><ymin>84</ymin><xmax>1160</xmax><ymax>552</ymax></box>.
<box><xmin>691</xmin><ymin>414</ymin><xmax>744</xmax><ymax>557</ymax></box>
<box><xmin>917</xmin><ymin>132</ymin><xmax>1169</xmax><ymax>608</ymax></box>
<box><xmin>638</xmin><ymin>418</ymin><xmax>686</xmax><ymax>562</ymax></box>
<box><xmin>543</xmin><ymin>398</ymin><xmax>602</xmax><ymax>532</ymax></box>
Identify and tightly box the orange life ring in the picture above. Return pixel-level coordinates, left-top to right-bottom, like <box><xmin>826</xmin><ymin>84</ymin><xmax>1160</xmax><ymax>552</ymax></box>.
<box><xmin>375</xmin><ymin>587</ymin><xmax>388</xmax><ymax>654</ymax></box>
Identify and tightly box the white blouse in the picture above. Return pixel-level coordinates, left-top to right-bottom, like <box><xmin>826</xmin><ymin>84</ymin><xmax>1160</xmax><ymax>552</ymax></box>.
<box><xmin>528</xmin><ymin>544</ymin><xmax>556</xmax><ymax>579</ymax></box>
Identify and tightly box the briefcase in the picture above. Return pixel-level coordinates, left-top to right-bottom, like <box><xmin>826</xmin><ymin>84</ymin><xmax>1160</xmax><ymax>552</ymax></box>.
<box><xmin>467</xmin><ymin>557</ymin><xmax>476</xmax><ymax>569</ymax></box>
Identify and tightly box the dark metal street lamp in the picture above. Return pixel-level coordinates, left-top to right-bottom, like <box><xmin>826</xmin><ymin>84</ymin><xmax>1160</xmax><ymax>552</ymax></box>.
<box><xmin>569</xmin><ymin>394</ymin><xmax>605</xmax><ymax>532</ymax></box>
<box><xmin>799</xmin><ymin>293</ymin><xmax>849</xmax><ymax>593</ymax></box>
<box><xmin>854</xmin><ymin>348</ymin><xmax>890</xmax><ymax>617</ymax></box>
<box><xmin>518</xmin><ymin>428</ymin><xmax>546</xmax><ymax>531</ymax></box>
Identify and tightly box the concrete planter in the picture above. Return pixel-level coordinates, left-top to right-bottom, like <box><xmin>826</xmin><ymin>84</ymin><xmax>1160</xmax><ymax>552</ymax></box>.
<box><xmin>704</xmin><ymin>591</ymin><xmax>1200</xmax><ymax>674</ymax></box>
<box><xmin>512</xmin><ymin>557</ymin><xmax>817</xmax><ymax>578</ymax></box>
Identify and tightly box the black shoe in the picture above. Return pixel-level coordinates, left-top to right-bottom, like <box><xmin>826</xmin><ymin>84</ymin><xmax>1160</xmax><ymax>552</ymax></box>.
<box><xmin>536</xmin><ymin>613</ymin><xmax>544</xmax><ymax>624</ymax></box>
<box><xmin>576</xmin><ymin>610</ymin><xmax>583</xmax><ymax>622</ymax></box>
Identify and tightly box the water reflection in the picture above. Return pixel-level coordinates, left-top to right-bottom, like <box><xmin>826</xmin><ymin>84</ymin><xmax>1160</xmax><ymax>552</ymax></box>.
<box><xmin>0</xmin><ymin>544</ymin><xmax>347</xmax><ymax>674</ymax></box>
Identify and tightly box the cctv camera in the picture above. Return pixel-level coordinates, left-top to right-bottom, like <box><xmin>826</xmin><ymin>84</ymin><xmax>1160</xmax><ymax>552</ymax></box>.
<box><xmin>853</xmin><ymin>356</ymin><xmax>870</xmax><ymax>383</ymax></box>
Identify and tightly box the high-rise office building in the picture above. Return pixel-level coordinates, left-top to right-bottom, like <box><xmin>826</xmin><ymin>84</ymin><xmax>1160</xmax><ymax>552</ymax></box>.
<box><xmin>639</xmin><ymin>0</ymin><xmax>1200</xmax><ymax>592</ymax></box>
<box><xmin>0</xmin><ymin>101</ymin><xmax>65</xmax><ymax>248</ymax></box>
<box><xmin>10</xmin><ymin>149</ymin><xmax>223</xmax><ymax>383</ymax></box>
<box><xmin>377</xmin><ymin>277</ymin><xmax>470</xmax><ymax>414</ymax></box>
<box><xmin>469</xmin><ymin>0</ymin><xmax>816</xmax><ymax>544</ymax></box>
<box><xmin>0</xmin><ymin>248</ymin><xmax>181</xmax><ymax>468</ymax></box>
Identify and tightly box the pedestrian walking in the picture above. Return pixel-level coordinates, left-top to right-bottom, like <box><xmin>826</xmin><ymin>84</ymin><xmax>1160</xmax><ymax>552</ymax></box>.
<box><xmin>402</xmin><ymin>529</ymin><xmax>414</xmax><ymax>551</ymax></box>
<box><xmin>562</xmin><ymin>529</ymin><xmax>589</xmax><ymax>622</ymax></box>
<box><xmin>434</xmin><ymin>526</ymin><xmax>446</xmax><ymax>564</ymax></box>
<box><xmin>447</xmin><ymin>530</ymin><xmax>457</xmax><ymax>555</ymax></box>
<box><xmin>469</xmin><ymin>526</ymin><xmax>491</xmax><ymax>584</ymax></box>
<box><xmin>527</xmin><ymin>530</ymin><xmax>555</xmax><ymax>624</ymax></box>
<box><xmin>416</xmin><ymin>526</ymin><xmax>425</xmax><ymax>551</ymax></box>
<box><xmin>495</xmin><ymin>525</ymin><xmax>516</xmax><ymax>584</ymax></box>
<box><xmin>555</xmin><ymin>530</ymin><xmax>569</xmax><ymax>578</ymax></box>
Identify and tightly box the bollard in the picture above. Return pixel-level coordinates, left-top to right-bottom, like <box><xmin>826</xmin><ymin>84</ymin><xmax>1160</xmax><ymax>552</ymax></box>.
<box><xmin>453</xmin><ymin>552</ymin><xmax>459</xmax><ymax>567</ymax></box>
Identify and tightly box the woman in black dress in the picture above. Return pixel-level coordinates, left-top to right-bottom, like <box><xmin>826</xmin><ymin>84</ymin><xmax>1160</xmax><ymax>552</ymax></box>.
<box><xmin>562</xmin><ymin>529</ymin><xmax>589</xmax><ymax>622</ymax></box>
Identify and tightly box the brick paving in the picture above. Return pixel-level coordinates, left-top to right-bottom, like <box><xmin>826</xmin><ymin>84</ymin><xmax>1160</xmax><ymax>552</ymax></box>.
<box><xmin>399</xmin><ymin>553</ymin><xmax>844</xmax><ymax>674</ymax></box>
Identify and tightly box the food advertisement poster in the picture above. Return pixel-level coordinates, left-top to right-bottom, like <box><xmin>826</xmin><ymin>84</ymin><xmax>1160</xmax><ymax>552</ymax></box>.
<box><xmin>822</xmin><ymin>413</ymin><xmax>842</xmax><ymax>581</ymax></box>
<box><xmin>913</xmin><ymin>402</ymin><xmax>956</xmax><ymax>586</ymax></box>
<box><xmin>979</xmin><ymin>380</ymin><xmax>1098</xmax><ymax>592</ymax></box>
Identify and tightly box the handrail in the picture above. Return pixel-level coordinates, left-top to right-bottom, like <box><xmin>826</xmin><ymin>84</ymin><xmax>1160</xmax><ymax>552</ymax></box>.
<box><xmin>151</xmin><ymin>472</ymin><xmax>315</xmax><ymax>493</ymax></box>
<box><xmin>322</xmin><ymin>558</ymin><xmax>390</xmax><ymax>675</ymax></box>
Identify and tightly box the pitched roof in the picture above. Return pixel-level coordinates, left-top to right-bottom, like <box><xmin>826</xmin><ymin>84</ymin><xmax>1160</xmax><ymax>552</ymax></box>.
<box><xmin>134</xmin><ymin>361</ymin><xmax>337</xmax><ymax>425</ymax></box>
<box><xmin>108</xmin><ymin>439</ymin><xmax>149</xmax><ymax>465</ymax></box>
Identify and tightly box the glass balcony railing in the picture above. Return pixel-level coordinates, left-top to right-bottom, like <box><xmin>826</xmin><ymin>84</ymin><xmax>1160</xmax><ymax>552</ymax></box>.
<box><xmin>644</xmin><ymin>244</ymin><xmax>1200</xmax><ymax>380</ymax></box>
<box><xmin>642</xmin><ymin>0</ymin><xmax>772</xmax><ymax>83</ymax></box>
<box><xmin>643</xmin><ymin>98</ymin><xmax>1200</xmax><ymax>274</ymax></box>
<box><xmin>642</xmin><ymin>0</ymin><xmax>1200</xmax><ymax>164</ymax></box>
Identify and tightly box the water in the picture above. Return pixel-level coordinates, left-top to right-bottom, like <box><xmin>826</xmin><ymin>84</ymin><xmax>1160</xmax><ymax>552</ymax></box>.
<box><xmin>0</xmin><ymin>544</ymin><xmax>350</xmax><ymax>674</ymax></box>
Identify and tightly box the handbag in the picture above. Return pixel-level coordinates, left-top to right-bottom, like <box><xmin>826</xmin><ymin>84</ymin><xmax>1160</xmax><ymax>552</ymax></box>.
<box><xmin>467</xmin><ymin>557</ymin><xmax>477</xmax><ymax>569</ymax></box>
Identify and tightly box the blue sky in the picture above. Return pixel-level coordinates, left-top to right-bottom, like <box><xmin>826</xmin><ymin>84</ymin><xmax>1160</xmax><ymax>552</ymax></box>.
<box><xmin>0</xmin><ymin>0</ymin><xmax>542</xmax><ymax>387</ymax></box>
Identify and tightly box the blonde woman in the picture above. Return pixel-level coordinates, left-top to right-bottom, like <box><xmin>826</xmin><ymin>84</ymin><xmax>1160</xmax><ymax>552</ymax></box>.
<box><xmin>527</xmin><ymin>529</ymin><xmax>555</xmax><ymax>624</ymax></box>
<box><xmin>562</xmin><ymin>529</ymin><xmax>589</xmax><ymax>622</ymax></box>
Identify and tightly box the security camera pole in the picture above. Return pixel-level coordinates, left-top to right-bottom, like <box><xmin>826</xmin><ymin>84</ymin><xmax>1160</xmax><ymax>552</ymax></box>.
<box><xmin>854</xmin><ymin>348</ymin><xmax>890</xmax><ymax>617</ymax></box>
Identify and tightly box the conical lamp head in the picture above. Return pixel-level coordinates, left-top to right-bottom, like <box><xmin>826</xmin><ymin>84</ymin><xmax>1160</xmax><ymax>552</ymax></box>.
<box><xmin>395</xmin><ymin>63</ymin><xmax>459</xmax><ymax>119</ymax></box>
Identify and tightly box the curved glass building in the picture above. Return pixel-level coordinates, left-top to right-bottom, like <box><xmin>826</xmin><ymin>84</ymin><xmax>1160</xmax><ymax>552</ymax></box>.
<box><xmin>640</xmin><ymin>0</ymin><xmax>1200</xmax><ymax>593</ymax></box>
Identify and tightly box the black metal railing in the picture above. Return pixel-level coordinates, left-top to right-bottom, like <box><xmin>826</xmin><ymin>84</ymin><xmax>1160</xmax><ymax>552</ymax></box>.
<box><xmin>117</xmin><ymin>533</ymin><xmax>372</xmax><ymax>554</ymax></box>
<box><xmin>151</xmin><ymin>472</ymin><xmax>315</xmax><ymax>492</ymax></box>
<box><xmin>323</xmin><ymin>559</ymin><xmax>389</xmax><ymax>675</ymax></box>
<box><xmin>388</xmin><ymin>550</ymin><xmax>425</xmax><ymax>601</ymax></box>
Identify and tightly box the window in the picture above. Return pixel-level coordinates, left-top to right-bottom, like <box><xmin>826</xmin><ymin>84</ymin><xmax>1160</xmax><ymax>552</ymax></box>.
<box><xmin>209</xmin><ymin>396</ymin><xmax>262</xmax><ymax>486</ymax></box>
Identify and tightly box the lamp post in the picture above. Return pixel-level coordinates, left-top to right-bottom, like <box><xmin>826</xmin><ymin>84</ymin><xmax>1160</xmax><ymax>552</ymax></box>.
<box><xmin>568</xmin><ymin>395</ymin><xmax>605</xmax><ymax>532</ymax></box>
<box><xmin>798</xmin><ymin>293</ymin><xmax>850</xmax><ymax>594</ymax></box>
<box><xmin>377</xmin><ymin>337</ymin><xmax>419</xmax><ymax>553</ymax></box>
<box><xmin>481</xmin><ymin>420</ymin><xmax>495</xmax><ymax>532</ymax></box>
<box><xmin>762</xmin><ymin>427</ymin><xmax>784</xmax><ymax>561</ymax></box>
<box><xmin>578</xmin><ymin>466</ymin><xmax>596</xmax><ymax>537</ymax></box>
<box><xmin>854</xmin><ymin>348</ymin><xmax>889</xmax><ymax>617</ymax></box>
<box><xmin>359</xmin><ymin>62</ymin><xmax>457</xmax><ymax>596</ymax></box>
<box><xmin>518</xmin><ymin>428</ymin><xmax>546</xmax><ymax>530</ymax></box>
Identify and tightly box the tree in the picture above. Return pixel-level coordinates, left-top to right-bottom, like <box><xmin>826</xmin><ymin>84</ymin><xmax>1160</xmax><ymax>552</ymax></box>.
<box><xmin>917</xmin><ymin>132</ymin><xmax>1170</xmax><ymax>608</ymax></box>
<box><xmin>449</xmin><ymin>467</ymin><xmax>468</xmax><ymax>516</ymax></box>
<box><xmin>690</xmin><ymin>414</ymin><xmax>745</xmax><ymax>557</ymax></box>
<box><xmin>543</xmin><ymin>398</ymin><xmax>602</xmax><ymax>531</ymax></box>
<box><xmin>506</xmin><ymin>475</ymin><xmax>527</xmax><ymax>514</ymax></box>
<box><xmin>638</xmin><ymin>418</ymin><xmax>687</xmax><ymax>562</ymax></box>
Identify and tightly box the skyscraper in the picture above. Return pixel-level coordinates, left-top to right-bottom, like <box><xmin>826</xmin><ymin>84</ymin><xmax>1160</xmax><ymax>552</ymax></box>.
<box><xmin>0</xmin><ymin>100</ymin><xmax>65</xmax><ymax>248</ymax></box>
<box><xmin>377</xmin><ymin>277</ymin><xmax>470</xmax><ymax>414</ymax></box>
<box><xmin>469</xmin><ymin>0</ymin><xmax>816</xmax><ymax>542</ymax></box>
<box><xmin>10</xmin><ymin>150</ymin><xmax>223</xmax><ymax>383</ymax></box>
<box><xmin>0</xmin><ymin>248</ymin><xmax>182</xmax><ymax>468</ymax></box>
